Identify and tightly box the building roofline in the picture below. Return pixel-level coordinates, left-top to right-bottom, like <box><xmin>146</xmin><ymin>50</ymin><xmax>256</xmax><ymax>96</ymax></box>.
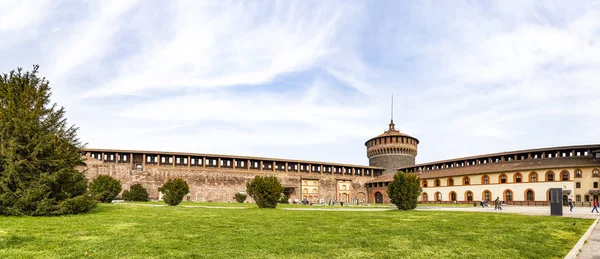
<box><xmin>82</xmin><ymin>148</ymin><xmax>385</xmax><ymax>170</ymax></box>
<box><xmin>399</xmin><ymin>144</ymin><xmax>600</xmax><ymax>170</ymax></box>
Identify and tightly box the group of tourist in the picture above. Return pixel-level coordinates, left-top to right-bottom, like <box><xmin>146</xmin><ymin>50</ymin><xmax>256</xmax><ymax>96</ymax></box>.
<box><xmin>567</xmin><ymin>198</ymin><xmax>599</xmax><ymax>213</ymax></box>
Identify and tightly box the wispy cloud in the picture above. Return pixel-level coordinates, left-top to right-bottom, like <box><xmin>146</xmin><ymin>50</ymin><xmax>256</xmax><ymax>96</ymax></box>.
<box><xmin>1</xmin><ymin>0</ymin><xmax>599</xmax><ymax>165</ymax></box>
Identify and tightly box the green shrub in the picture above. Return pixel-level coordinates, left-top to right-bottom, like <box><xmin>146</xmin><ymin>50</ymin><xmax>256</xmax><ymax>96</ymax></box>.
<box><xmin>89</xmin><ymin>175</ymin><xmax>122</xmax><ymax>203</ymax></box>
<box><xmin>122</xmin><ymin>183</ymin><xmax>150</xmax><ymax>202</ymax></box>
<box><xmin>54</xmin><ymin>195</ymin><xmax>98</xmax><ymax>215</ymax></box>
<box><xmin>158</xmin><ymin>178</ymin><xmax>189</xmax><ymax>206</ymax></box>
<box><xmin>234</xmin><ymin>193</ymin><xmax>247</xmax><ymax>203</ymax></box>
<box><xmin>387</xmin><ymin>171</ymin><xmax>422</xmax><ymax>210</ymax></box>
<box><xmin>0</xmin><ymin>65</ymin><xmax>96</xmax><ymax>216</ymax></box>
<box><xmin>279</xmin><ymin>194</ymin><xmax>289</xmax><ymax>204</ymax></box>
<box><xmin>246</xmin><ymin>176</ymin><xmax>283</xmax><ymax>208</ymax></box>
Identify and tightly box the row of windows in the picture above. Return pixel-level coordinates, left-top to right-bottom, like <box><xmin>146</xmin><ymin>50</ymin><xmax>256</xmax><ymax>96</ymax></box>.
<box><xmin>423</xmin><ymin>189</ymin><xmax>538</xmax><ymax>202</ymax></box>
<box><xmin>90</xmin><ymin>152</ymin><xmax>380</xmax><ymax>176</ymax></box>
<box><xmin>575</xmin><ymin>182</ymin><xmax>599</xmax><ymax>189</ymax></box>
<box><xmin>422</xmin><ymin>170</ymin><xmax>599</xmax><ymax>188</ymax></box>
<box><xmin>405</xmin><ymin>149</ymin><xmax>594</xmax><ymax>173</ymax></box>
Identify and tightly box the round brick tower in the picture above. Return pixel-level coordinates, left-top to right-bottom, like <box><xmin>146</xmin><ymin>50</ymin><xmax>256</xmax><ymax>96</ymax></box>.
<box><xmin>365</xmin><ymin>119</ymin><xmax>419</xmax><ymax>175</ymax></box>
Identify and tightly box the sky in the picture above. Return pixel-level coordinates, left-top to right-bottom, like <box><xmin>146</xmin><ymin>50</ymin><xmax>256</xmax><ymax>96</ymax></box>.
<box><xmin>1</xmin><ymin>0</ymin><xmax>599</xmax><ymax>166</ymax></box>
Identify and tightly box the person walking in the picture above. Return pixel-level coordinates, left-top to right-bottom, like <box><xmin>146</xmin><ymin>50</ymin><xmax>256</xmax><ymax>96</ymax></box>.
<box><xmin>494</xmin><ymin>197</ymin><xmax>501</xmax><ymax>211</ymax></box>
<box><xmin>592</xmin><ymin>199</ymin><xmax>599</xmax><ymax>213</ymax></box>
<box><xmin>568</xmin><ymin>199</ymin><xmax>574</xmax><ymax>212</ymax></box>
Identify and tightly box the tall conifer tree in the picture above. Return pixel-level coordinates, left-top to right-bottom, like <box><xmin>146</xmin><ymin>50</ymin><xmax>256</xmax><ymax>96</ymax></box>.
<box><xmin>0</xmin><ymin>65</ymin><xmax>96</xmax><ymax>216</ymax></box>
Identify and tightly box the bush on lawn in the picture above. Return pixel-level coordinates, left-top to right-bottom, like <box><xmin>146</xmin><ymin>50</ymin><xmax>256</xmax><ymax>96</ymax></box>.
<box><xmin>89</xmin><ymin>175</ymin><xmax>122</xmax><ymax>203</ymax></box>
<box><xmin>122</xmin><ymin>183</ymin><xmax>150</xmax><ymax>202</ymax></box>
<box><xmin>246</xmin><ymin>175</ymin><xmax>283</xmax><ymax>208</ymax></box>
<box><xmin>158</xmin><ymin>178</ymin><xmax>189</xmax><ymax>206</ymax></box>
<box><xmin>387</xmin><ymin>171</ymin><xmax>422</xmax><ymax>210</ymax></box>
<box><xmin>279</xmin><ymin>193</ymin><xmax>289</xmax><ymax>204</ymax></box>
<box><xmin>234</xmin><ymin>193</ymin><xmax>247</xmax><ymax>203</ymax></box>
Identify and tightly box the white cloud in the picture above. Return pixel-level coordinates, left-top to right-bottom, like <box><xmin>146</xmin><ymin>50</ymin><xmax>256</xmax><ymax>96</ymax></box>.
<box><xmin>2</xmin><ymin>1</ymin><xmax>600</xmax><ymax>166</ymax></box>
<box><xmin>0</xmin><ymin>0</ymin><xmax>51</xmax><ymax>31</ymax></box>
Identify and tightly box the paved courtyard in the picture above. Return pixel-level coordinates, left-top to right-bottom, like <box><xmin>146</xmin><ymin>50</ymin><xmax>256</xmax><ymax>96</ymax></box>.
<box><xmin>416</xmin><ymin>205</ymin><xmax>600</xmax><ymax>219</ymax></box>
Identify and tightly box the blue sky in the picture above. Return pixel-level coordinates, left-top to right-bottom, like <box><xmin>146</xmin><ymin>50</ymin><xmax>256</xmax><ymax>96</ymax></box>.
<box><xmin>1</xmin><ymin>0</ymin><xmax>599</xmax><ymax>166</ymax></box>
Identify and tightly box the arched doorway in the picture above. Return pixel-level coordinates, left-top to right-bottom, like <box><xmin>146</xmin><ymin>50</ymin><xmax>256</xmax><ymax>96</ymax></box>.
<box><xmin>563</xmin><ymin>195</ymin><xmax>568</xmax><ymax>206</ymax></box>
<box><xmin>356</xmin><ymin>192</ymin><xmax>366</xmax><ymax>203</ymax></box>
<box><xmin>375</xmin><ymin>192</ymin><xmax>383</xmax><ymax>204</ymax></box>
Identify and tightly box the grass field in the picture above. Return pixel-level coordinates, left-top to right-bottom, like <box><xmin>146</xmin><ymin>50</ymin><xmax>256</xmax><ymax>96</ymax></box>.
<box><xmin>0</xmin><ymin>203</ymin><xmax>593</xmax><ymax>259</ymax></box>
<box><xmin>125</xmin><ymin>201</ymin><xmax>470</xmax><ymax>209</ymax></box>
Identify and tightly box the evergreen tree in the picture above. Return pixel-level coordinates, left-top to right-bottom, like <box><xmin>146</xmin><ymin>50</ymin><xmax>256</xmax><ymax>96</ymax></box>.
<box><xmin>158</xmin><ymin>178</ymin><xmax>189</xmax><ymax>206</ymax></box>
<box><xmin>246</xmin><ymin>175</ymin><xmax>283</xmax><ymax>208</ymax></box>
<box><xmin>387</xmin><ymin>171</ymin><xmax>422</xmax><ymax>210</ymax></box>
<box><xmin>0</xmin><ymin>65</ymin><xmax>96</xmax><ymax>216</ymax></box>
<box><xmin>122</xmin><ymin>183</ymin><xmax>150</xmax><ymax>202</ymax></box>
<box><xmin>89</xmin><ymin>175</ymin><xmax>122</xmax><ymax>203</ymax></box>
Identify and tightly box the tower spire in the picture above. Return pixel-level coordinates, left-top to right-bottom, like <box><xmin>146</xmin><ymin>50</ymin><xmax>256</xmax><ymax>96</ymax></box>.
<box><xmin>389</xmin><ymin>94</ymin><xmax>395</xmax><ymax>131</ymax></box>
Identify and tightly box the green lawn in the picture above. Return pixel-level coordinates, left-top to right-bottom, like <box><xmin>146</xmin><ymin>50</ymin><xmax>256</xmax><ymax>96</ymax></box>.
<box><xmin>0</xmin><ymin>204</ymin><xmax>592</xmax><ymax>259</ymax></box>
<box><xmin>122</xmin><ymin>201</ymin><xmax>397</xmax><ymax>209</ymax></box>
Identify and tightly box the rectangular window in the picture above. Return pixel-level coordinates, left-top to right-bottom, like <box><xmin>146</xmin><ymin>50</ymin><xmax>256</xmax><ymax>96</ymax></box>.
<box><xmin>594</xmin><ymin>182</ymin><xmax>599</xmax><ymax>189</ymax></box>
<box><xmin>123</xmin><ymin>156</ymin><xmax>127</xmax><ymax>161</ymax></box>
<box><xmin>176</xmin><ymin>158</ymin><xmax>181</xmax><ymax>164</ymax></box>
<box><xmin>154</xmin><ymin>157</ymin><xmax>158</xmax><ymax>163</ymax></box>
<box><xmin>576</xmin><ymin>195</ymin><xmax>581</xmax><ymax>202</ymax></box>
<box><xmin>161</xmin><ymin>157</ymin><xmax>166</xmax><ymax>163</ymax></box>
<box><xmin>191</xmin><ymin>159</ymin><xmax>195</xmax><ymax>165</ymax></box>
<box><xmin>585</xmin><ymin>195</ymin><xmax>590</xmax><ymax>202</ymax></box>
<box><xmin>576</xmin><ymin>182</ymin><xmax>581</xmax><ymax>188</ymax></box>
<box><xmin>183</xmin><ymin>158</ymin><xmax>188</xmax><ymax>164</ymax></box>
<box><xmin>147</xmin><ymin>156</ymin><xmax>151</xmax><ymax>162</ymax></box>
<box><xmin>168</xmin><ymin>157</ymin><xmax>173</xmax><ymax>163</ymax></box>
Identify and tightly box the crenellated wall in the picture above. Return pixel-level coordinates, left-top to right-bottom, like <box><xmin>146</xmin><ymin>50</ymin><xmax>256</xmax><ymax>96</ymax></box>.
<box><xmin>79</xmin><ymin>156</ymin><xmax>371</xmax><ymax>203</ymax></box>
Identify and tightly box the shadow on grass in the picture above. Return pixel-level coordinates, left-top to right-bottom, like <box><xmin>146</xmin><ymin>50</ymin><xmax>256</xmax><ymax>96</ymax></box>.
<box><xmin>0</xmin><ymin>235</ymin><xmax>35</xmax><ymax>249</ymax></box>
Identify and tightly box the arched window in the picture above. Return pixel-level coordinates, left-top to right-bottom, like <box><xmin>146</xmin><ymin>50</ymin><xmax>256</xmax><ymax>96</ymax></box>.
<box><xmin>463</xmin><ymin>176</ymin><xmax>470</xmax><ymax>185</ymax></box>
<box><xmin>422</xmin><ymin>193</ymin><xmax>428</xmax><ymax>201</ymax></box>
<box><xmin>483</xmin><ymin>190</ymin><xmax>491</xmax><ymax>201</ymax></box>
<box><xmin>499</xmin><ymin>173</ymin><xmax>508</xmax><ymax>184</ymax></box>
<box><xmin>303</xmin><ymin>188</ymin><xmax>308</xmax><ymax>193</ymax></box>
<box><xmin>546</xmin><ymin>171</ymin><xmax>554</xmax><ymax>182</ymax></box>
<box><xmin>312</xmin><ymin>188</ymin><xmax>317</xmax><ymax>193</ymax></box>
<box><xmin>525</xmin><ymin>189</ymin><xmax>535</xmax><ymax>201</ymax></box>
<box><xmin>504</xmin><ymin>190</ymin><xmax>513</xmax><ymax>201</ymax></box>
<box><xmin>466</xmin><ymin>191</ymin><xmax>473</xmax><ymax>201</ymax></box>
<box><xmin>514</xmin><ymin>173</ymin><xmax>522</xmax><ymax>183</ymax></box>
<box><xmin>422</xmin><ymin>180</ymin><xmax>428</xmax><ymax>188</ymax></box>
<box><xmin>561</xmin><ymin>170</ymin><xmax>570</xmax><ymax>181</ymax></box>
<box><xmin>575</xmin><ymin>169</ymin><xmax>582</xmax><ymax>178</ymax></box>
<box><xmin>482</xmin><ymin>175</ymin><xmax>490</xmax><ymax>185</ymax></box>
<box><xmin>448</xmin><ymin>178</ymin><xmax>454</xmax><ymax>186</ymax></box>
<box><xmin>435</xmin><ymin>179</ymin><xmax>441</xmax><ymax>187</ymax></box>
<box><xmin>435</xmin><ymin>192</ymin><xmax>442</xmax><ymax>201</ymax></box>
<box><xmin>529</xmin><ymin>172</ymin><xmax>538</xmax><ymax>182</ymax></box>
<box><xmin>593</xmin><ymin>168</ymin><xmax>599</xmax><ymax>177</ymax></box>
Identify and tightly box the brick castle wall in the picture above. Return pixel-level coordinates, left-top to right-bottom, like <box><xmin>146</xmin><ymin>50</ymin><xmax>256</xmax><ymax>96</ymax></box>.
<box><xmin>79</xmin><ymin>159</ymin><xmax>371</xmax><ymax>203</ymax></box>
